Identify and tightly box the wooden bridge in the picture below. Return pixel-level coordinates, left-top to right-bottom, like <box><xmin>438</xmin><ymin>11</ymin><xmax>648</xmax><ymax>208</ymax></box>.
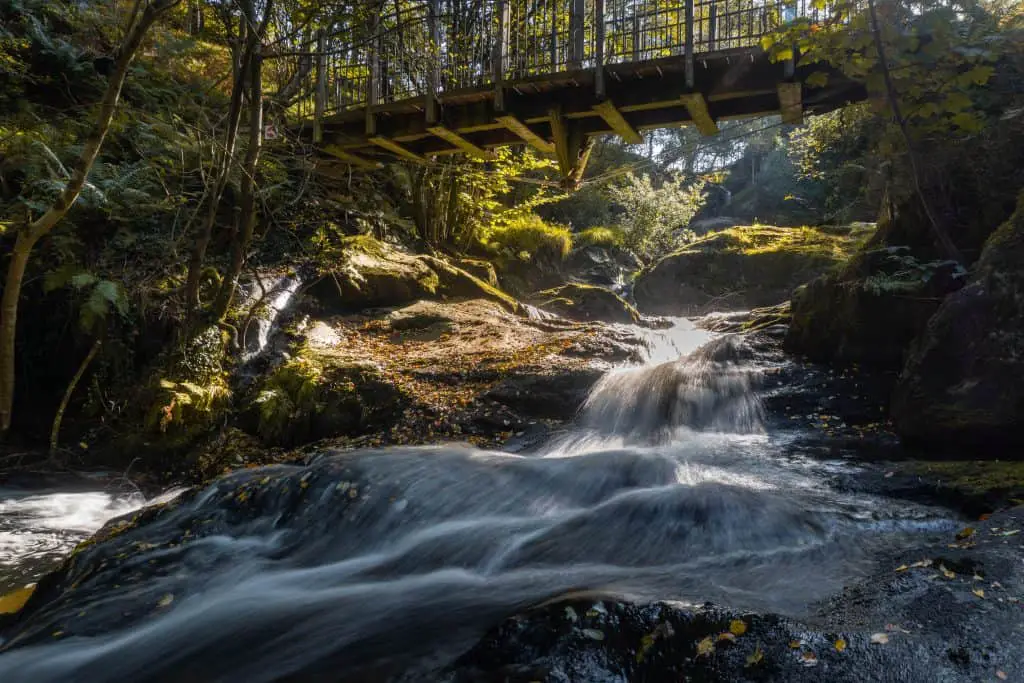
<box><xmin>292</xmin><ymin>0</ymin><xmax>865</xmax><ymax>185</ymax></box>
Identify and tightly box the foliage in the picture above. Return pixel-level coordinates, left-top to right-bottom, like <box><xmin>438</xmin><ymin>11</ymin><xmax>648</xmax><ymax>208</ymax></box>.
<box><xmin>255</xmin><ymin>354</ymin><xmax>324</xmax><ymax>444</ymax></box>
<box><xmin>574</xmin><ymin>226</ymin><xmax>625</xmax><ymax>250</ymax></box>
<box><xmin>484</xmin><ymin>213</ymin><xmax>573</xmax><ymax>263</ymax></box>
<box><xmin>606</xmin><ymin>172</ymin><xmax>707</xmax><ymax>261</ymax></box>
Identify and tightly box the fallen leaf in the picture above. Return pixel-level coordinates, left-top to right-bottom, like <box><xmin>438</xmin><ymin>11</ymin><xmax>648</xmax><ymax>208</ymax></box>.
<box><xmin>956</xmin><ymin>527</ymin><xmax>976</xmax><ymax>540</ymax></box>
<box><xmin>696</xmin><ymin>636</ymin><xmax>715</xmax><ymax>657</ymax></box>
<box><xmin>800</xmin><ymin>651</ymin><xmax>819</xmax><ymax>667</ymax></box>
<box><xmin>835</xmin><ymin>638</ymin><xmax>847</xmax><ymax>652</ymax></box>
<box><xmin>718</xmin><ymin>632</ymin><xmax>737</xmax><ymax>642</ymax></box>
<box><xmin>996</xmin><ymin>671</ymin><xmax>1008</xmax><ymax>680</ymax></box>
<box><xmin>940</xmin><ymin>565</ymin><xmax>956</xmax><ymax>579</ymax></box>
<box><xmin>157</xmin><ymin>594</ymin><xmax>174</xmax><ymax>608</ymax></box>
<box><xmin>0</xmin><ymin>585</ymin><xmax>36</xmax><ymax>614</ymax></box>
<box><xmin>789</xmin><ymin>639</ymin><xmax>802</xmax><ymax>649</ymax></box>
<box><xmin>730</xmin><ymin>619</ymin><xmax>748</xmax><ymax>636</ymax></box>
<box><xmin>581</xmin><ymin>629</ymin><xmax>604</xmax><ymax>641</ymax></box>
<box><xmin>884</xmin><ymin>471</ymin><xmax>895</xmax><ymax>478</ymax></box>
<box><xmin>870</xmin><ymin>633</ymin><xmax>890</xmax><ymax>645</ymax></box>
<box><xmin>895</xmin><ymin>564</ymin><xmax>909</xmax><ymax>572</ymax></box>
<box><xmin>973</xmin><ymin>588</ymin><xmax>986</xmax><ymax>599</ymax></box>
<box><xmin>746</xmin><ymin>644</ymin><xmax>764</xmax><ymax>666</ymax></box>
<box><xmin>910</xmin><ymin>559</ymin><xmax>933</xmax><ymax>568</ymax></box>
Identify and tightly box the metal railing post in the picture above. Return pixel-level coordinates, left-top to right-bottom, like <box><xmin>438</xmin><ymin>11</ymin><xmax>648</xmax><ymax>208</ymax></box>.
<box><xmin>685</xmin><ymin>0</ymin><xmax>694</xmax><ymax>88</ymax></box>
<box><xmin>427</xmin><ymin>0</ymin><xmax>441</xmax><ymax>123</ymax></box>
<box><xmin>494</xmin><ymin>0</ymin><xmax>509</xmax><ymax>110</ymax></box>
<box><xmin>595</xmin><ymin>0</ymin><xmax>606</xmax><ymax>97</ymax></box>
<box><xmin>313</xmin><ymin>30</ymin><xmax>327</xmax><ymax>143</ymax></box>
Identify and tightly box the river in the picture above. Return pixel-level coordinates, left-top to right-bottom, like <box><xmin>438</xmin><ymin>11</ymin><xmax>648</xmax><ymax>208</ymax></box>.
<box><xmin>0</xmin><ymin>317</ymin><xmax>957</xmax><ymax>681</ymax></box>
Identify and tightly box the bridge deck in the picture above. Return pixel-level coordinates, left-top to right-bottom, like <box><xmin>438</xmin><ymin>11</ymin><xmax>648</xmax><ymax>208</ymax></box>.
<box><xmin>293</xmin><ymin>0</ymin><xmax>865</xmax><ymax>180</ymax></box>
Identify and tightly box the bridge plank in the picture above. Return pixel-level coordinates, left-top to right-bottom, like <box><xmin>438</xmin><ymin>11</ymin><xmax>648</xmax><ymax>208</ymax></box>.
<box><xmin>592</xmin><ymin>100</ymin><xmax>643</xmax><ymax>144</ymax></box>
<box><xmin>427</xmin><ymin>126</ymin><xmax>495</xmax><ymax>160</ymax></box>
<box><xmin>368</xmin><ymin>136</ymin><xmax>426</xmax><ymax>163</ymax></box>
<box><xmin>680</xmin><ymin>93</ymin><xmax>719</xmax><ymax>136</ymax></box>
<box><xmin>496</xmin><ymin>115</ymin><xmax>555</xmax><ymax>154</ymax></box>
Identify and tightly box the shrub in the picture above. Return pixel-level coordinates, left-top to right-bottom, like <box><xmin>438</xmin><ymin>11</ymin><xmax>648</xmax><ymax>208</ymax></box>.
<box><xmin>574</xmin><ymin>226</ymin><xmax>624</xmax><ymax>250</ymax></box>
<box><xmin>485</xmin><ymin>214</ymin><xmax>573</xmax><ymax>263</ymax></box>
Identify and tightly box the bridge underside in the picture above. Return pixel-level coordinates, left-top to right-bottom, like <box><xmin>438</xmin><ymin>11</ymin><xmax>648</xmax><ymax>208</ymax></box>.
<box><xmin>305</xmin><ymin>47</ymin><xmax>865</xmax><ymax>186</ymax></box>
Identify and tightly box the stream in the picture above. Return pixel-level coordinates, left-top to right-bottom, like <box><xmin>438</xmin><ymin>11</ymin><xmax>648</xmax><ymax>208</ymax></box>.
<box><xmin>0</xmin><ymin>317</ymin><xmax>958</xmax><ymax>681</ymax></box>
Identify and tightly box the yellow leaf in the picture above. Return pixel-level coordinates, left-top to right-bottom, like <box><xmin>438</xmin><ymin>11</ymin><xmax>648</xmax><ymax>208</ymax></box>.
<box><xmin>895</xmin><ymin>564</ymin><xmax>909</xmax><ymax>572</ymax></box>
<box><xmin>718</xmin><ymin>632</ymin><xmax>737</xmax><ymax>642</ymax></box>
<box><xmin>956</xmin><ymin>527</ymin><xmax>976</xmax><ymax>540</ymax></box>
<box><xmin>696</xmin><ymin>636</ymin><xmax>715</xmax><ymax>657</ymax></box>
<box><xmin>940</xmin><ymin>565</ymin><xmax>956</xmax><ymax>579</ymax></box>
<box><xmin>730</xmin><ymin>619</ymin><xmax>748</xmax><ymax>636</ymax></box>
<box><xmin>973</xmin><ymin>588</ymin><xmax>985</xmax><ymax>599</ymax></box>
<box><xmin>997</xmin><ymin>671</ymin><xmax>1008</xmax><ymax>680</ymax></box>
<box><xmin>0</xmin><ymin>585</ymin><xmax>36</xmax><ymax>614</ymax></box>
<box><xmin>870</xmin><ymin>633</ymin><xmax>889</xmax><ymax>645</ymax></box>
<box><xmin>789</xmin><ymin>639</ymin><xmax>802</xmax><ymax>649</ymax></box>
<box><xmin>835</xmin><ymin>638</ymin><xmax>847</xmax><ymax>652</ymax></box>
<box><xmin>801</xmin><ymin>651</ymin><xmax>819</xmax><ymax>667</ymax></box>
<box><xmin>157</xmin><ymin>593</ymin><xmax>174</xmax><ymax>608</ymax></box>
<box><xmin>746</xmin><ymin>644</ymin><xmax>764</xmax><ymax>667</ymax></box>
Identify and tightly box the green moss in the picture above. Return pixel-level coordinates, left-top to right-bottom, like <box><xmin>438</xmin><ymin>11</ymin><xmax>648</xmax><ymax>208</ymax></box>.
<box><xmin>903</xmin><ymin>461</ymin><xmax>1024</xmax><ymax>503</ymax></box>
<box><xmin>487</xmin><ymin>215</ymin><xmax>573</xmax><ymax>262</ymax></box>
<box><xmin>574</xmin><ymin>226</ymin><xmax>625</xmax><ymax>250</ymax></box>
<box><xmin>686</xmin><ymin>224</ymin><xmax>871</xmax><ymax>261</ymax></box>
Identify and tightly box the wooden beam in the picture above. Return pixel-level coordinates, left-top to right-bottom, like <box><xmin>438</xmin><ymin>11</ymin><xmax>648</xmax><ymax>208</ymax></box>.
<box><xmin>680</xmin><ymin>93</ymin><xmax>719</xmax><ymax>136</ymax></box>
<box><xmin>322</xmin><ymin>145</ymin><xmax>383</xmax><ymax>170</ymax></box>
<box><xmin>592</xmin><ymin>100</ymin><xmax>642</xmax><ymax>143</ymax></box>
<box><xmin>427</xmin><ymin>126</ymin><xmax>495</xmax><ymax>160</ymax></box>
<box><xmin>778</xmin><ymin>82</ymin><xmax>803</xmax><ymax>125</ymax></box>
<box><xmin>496</xmin><ymin>115</ymin><xmax>555</xmax><ymax>154</ymax></box>
<box><xmin>368</xmin><ymin>136</ymin><xmax>425</xmax><ymax>163</ymax></box>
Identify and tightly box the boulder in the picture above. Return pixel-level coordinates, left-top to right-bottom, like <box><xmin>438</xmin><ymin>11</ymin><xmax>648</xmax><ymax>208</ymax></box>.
<box><xmin>563</xmin><ymin>246</ymin><xmax>641</xmax><ymax>290</ymax></box>
<box><xmin>308</xmin><ymin>236</ymin><xmax>517</xmax><ymax>313</ymax></box>
<box><xmin>785</xmin><ymin>246</ymin><xmax>966</xmax><ymax>369</ymax></box>
<box><xmin>533</xmin><ymin>283</ymin><xmax>641</xmax><ymax>325</ymax></box>
<box><xmin>633</xmin><ymin>225</ymin><xmax>865</xmax><ymax>315</ymax></box>
<box><xmin>892</xmin><ymin>196</ymin><xmax>1024</xmax><ymax>447</ymax></box>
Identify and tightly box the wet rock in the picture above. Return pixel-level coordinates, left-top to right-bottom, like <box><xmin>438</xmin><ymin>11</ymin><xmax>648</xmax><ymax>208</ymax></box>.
<box><xmin>785</xmin><ymin>246</ymin><xmax>966</xmax><ymax>369</ymax></box>
<box><xmin>633</xmin><ymin>225</ymin><xmax>864</xmax><ymax>315</ymax></box>
<box><xmin>485</xmin><ymin>367</ymin><xmax>606</xmax><ymax>420</ymax></box>
<box><xmin>563</xmin><ymin>246</ymin><xmax>641</xmax><ymax>291</ymax></box>
<box><xmin>532</xmin><ymin>283</ymin><xmax>641</xmax><ymax>325</ymax></box>
<box><xmin>892</xmin><ymin>196</ymin><xmax>1024</xmax><ymax>448</ymax></box>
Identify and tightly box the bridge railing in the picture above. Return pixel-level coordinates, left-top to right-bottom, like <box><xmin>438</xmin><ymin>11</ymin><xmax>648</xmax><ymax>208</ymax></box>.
<box><xmin>297</xmin><ymin>0</ymin><xmax>852</xmax><ymax>119</ymax></box>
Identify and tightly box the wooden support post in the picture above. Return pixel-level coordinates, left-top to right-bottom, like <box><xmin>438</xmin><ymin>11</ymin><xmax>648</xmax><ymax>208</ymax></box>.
<box><xmin>368</xmin><ymin>136</ymin><xmax>425</xmax><ymax>163</ymax></box>
<box><xmin>570</xmin><ymin>0</ymin><xmax>585</xmax><ymax>70</ymax></box>
<box><xmin>594</xmin><ymin>0</ymin><xmax>606</xmax><ymax>97</ymax></box>
<box><xmin>549</xmin><ymin>107</ymin><xmax>593</xmax><ymax>189</ymax></box>
<box><xmin>496</xmin><ymin>115</ymin><xmax>555</xmax><ymax>154</ymax></box>
<box><xmin>494</xmin><ymin>0</ymin><xmax>509</xmax><ymax>111</ymax></box>
<box><xmin>593</xmin><ymin>100</ymin><xmax>642</xmax><ymax>144</ymax></box>
<box><xmin>322</xmin><ymin>144</ymin><xmax>384</xmax><ymax>170</ymax></box>
<box><xmin>778</xmin><ymin>82</ymin><xmax>802</xmax><ymax>124</ymax></box>
<box><xmin>684</xmin><ymin>0</ymin><xmax>694</xmax><ymax>88</ymax></box>
<box><xmin>427</xmin><ymin>126</ymin><xmax>495</xmax><ymax>159</ymax></box>
<box><xmin>366</xmin><ymin>31</ymin><xmax>380</xmax><ymax>136</ymax></box>
<box><xmin>313</xmin><ymin>30</ymin><xmax>327</xmax><ymax>144</ymax></box>
<box><xmin>426</xmin><ymin>0</ymin><xmax>441</xmax><ymax>124</ymax></box>
<box><xmin>681</xmin><ymin>93</ymin><xmax>719</xmax><ymax>135</ymax></box>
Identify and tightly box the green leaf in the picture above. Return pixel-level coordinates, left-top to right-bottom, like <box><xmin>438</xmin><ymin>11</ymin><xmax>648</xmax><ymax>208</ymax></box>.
<box><xmin>806</xmin><ymin>71</ymin><xmax>829</xmax><ymax>88</ymax></box>
<box><xmin>942</xmin><ymin>92</ymin><xmax>973</xmax><ymax>113</ymax></box>
<box><xmin>69</xmin><ymin>272</ymin><xmax>98</xmax><ymax>289</ymax></box>
<box><xmin>43</xmin><ymin>264</ymin><xmax>79</xmax><ymax>292</ymax></box>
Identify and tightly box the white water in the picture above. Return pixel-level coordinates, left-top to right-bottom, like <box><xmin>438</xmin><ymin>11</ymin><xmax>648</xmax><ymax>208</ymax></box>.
<box><xmin>0</xmin><ymin>318</ymin><xmax>956</xmax><ymax>682</ymax></box>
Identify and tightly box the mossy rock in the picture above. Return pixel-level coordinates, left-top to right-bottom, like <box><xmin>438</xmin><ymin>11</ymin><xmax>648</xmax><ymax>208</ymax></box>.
<box><xmin>534</xmin><ymin>283</ymin><xmax>641</xmax><ymax>325</ymax></box>
<box><xmin>308</xmin><ymin>236</ymin><xmax>519</xmax><ymax>314</ymax></box>
<box><xmin>784</xmin><ymin>247</ymin><xmax>966</xmax><ymax>369</ymax></box>
<box><xmin>455</xmin><ymin>258</ymin><xmax>500</xmax><ymax>288</ymax></box>
<box><xmin>247</xmin><ymin>351</ymin><xmax>410</xmax><ymax>448</ymax></box>
<box><xmin>633</xmin><ymin>225</ymin><xmax>869</xmax><ymax>315</ymax></box>
<box><xmin>892</xmin><ymin>194</ymin><xmax>1024</xmax><ymax>448</ymax></box>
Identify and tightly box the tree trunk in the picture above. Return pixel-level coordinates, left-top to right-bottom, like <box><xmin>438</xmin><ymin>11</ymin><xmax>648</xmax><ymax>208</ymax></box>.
<box><xmin>50</xmin><ymin>338</ymin><xmax>102</xmax><ymax>455</ymax></box>
<box><xmin>0</xmin><ymin>0</ymin><xmax>182</xmax><ymax>435</ymax></box>
<box><xmin>210</xmin><ymin>31</ymin><xmax>266</xmax><ymax>320</ymax></box>
<box><xmin>867</xmin><ymin>0</ymin><xmax>962</xmax><ymax>263</ymax></box>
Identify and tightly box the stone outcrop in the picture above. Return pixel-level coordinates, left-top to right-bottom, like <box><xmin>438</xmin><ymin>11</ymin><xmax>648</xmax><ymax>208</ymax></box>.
<box><xmin>634</xmin><ymin>225</ymin><xmax>865</xmax><ymax>315</ymax></box>
<box><xmin>892</xmin><ymin>195</ymin><xmax>1024</xmax><ymax>447</ymax></box>
<box><xmin>785</xmin><ymin>246</ymin><xmax>965</xmax><ymax>369</ymax></box>
<box><xmin>533</xmin><ymin>283</ymin><xmax>641</xmax><ymax>325</ymax></box>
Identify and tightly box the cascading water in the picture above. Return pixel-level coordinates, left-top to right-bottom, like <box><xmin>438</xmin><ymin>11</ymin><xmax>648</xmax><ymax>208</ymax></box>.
<box><xmin>0</xmin><ymin>319</ymin><xmax>955</xmax><ymax>682</ymax></box>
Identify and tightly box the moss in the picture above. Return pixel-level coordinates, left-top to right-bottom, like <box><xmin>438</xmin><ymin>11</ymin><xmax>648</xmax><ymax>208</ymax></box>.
<box><xmin>486</xmin><ymin>215</ymin><xmax>573</xmax><ymax>262</ymax></box>
<box><xmin>902</xmin><ymin>461</ymin><xmax>1024</xmax><ymax>507</ymax></box>
<box><xmin>574</xmin><ymin>226</ymin><xmax>625</xmax><ymax>250</ymax></box>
